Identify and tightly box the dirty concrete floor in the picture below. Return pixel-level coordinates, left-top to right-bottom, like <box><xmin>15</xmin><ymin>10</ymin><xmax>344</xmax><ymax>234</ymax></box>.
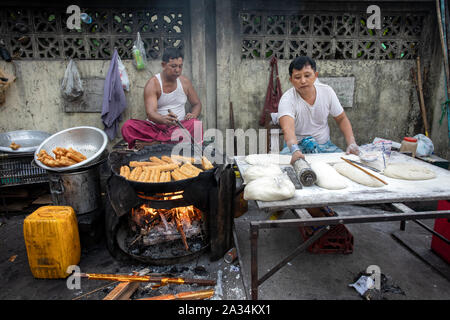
<box><xmin>1</xmin><ymin>197</ymin><xmax>449</xmax><ymax>302</ymax></box>
<box><xmin>235</xmin><ymin>202</ymin><xmax>450</xmax><ymax>300</ymax></box>
<box><xmin>0</xmin><ymin>211</ymin><xmax>246</xmax><ymax>301</ymax></box>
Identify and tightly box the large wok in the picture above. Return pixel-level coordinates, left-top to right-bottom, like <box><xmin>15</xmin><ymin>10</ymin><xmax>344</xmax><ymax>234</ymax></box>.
<box><xmin>108</xmin><ymin>143</ymin><xmax>221</xmax><ymax>194</ymax></box>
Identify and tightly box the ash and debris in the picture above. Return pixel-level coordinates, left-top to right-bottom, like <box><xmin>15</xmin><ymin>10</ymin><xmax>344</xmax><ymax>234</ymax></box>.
<box><xmin>72</xmin><ymin>256</ymin><xmax>245</xmax><ymax>300</ymax></box>
<box><xmin>350</xmin><ymin>271</ymin><xmax>406</xmax><ymax>300</ymax></box>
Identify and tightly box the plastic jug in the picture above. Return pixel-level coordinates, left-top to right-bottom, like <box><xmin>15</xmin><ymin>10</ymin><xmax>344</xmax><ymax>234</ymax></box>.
<box><xmin>23</xmin><ymin>206</ymin><xmax>80</xmax><ymax>279</ymax></box>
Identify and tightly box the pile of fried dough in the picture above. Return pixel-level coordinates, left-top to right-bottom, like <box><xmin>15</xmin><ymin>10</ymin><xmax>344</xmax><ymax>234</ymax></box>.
<box><xmin>9</xmin><ymin>142</ymin><xmax>21</xmax><ymax>150</ymax></box>
<box><xmin>120</xmin><ymin>155</ymin><xmax>214</xmax><ymax>183</ymax></box>
<box><xmin>37</xmin><ymin>147</ymin><xmax>87</xmax><ymax>167</ymax></box>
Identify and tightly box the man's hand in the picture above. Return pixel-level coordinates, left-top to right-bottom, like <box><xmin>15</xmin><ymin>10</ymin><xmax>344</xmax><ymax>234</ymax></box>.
<box><xmin>290</xmin><ymin>150</ymin><xmax>305</xmax><ymax>165</ymax></box>
<box><xmin>164</xmin><ymin>111</ymin><xmax>178</xmax><ymax>126</ymax></box>
<box><xmin>346</xmin><ymin>143</ymin><xmax>360</xmax><ymax>156</ymax></box>
<box><xmin>184</xmin><ymin>113</ymin><xmax>197</xmax><ymax>120</ymax></box>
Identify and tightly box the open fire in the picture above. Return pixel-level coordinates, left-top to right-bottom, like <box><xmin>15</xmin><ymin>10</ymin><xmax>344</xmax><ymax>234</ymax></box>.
<box><xmin>129</xmin><ymin>192</ymin><xmax>205</xmax><ymax>251</ymax></box>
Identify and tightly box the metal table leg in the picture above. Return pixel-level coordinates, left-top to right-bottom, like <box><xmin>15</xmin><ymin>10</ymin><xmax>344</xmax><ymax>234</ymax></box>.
<box><xmin>250</xmin><ymin>221</ymin><xmax>330</xmax><ymax>300</ymax></box>
<box><xmin>250</xmin><ymin>223</ymin><xmax>259</xmax><ymax>300</ymax></box>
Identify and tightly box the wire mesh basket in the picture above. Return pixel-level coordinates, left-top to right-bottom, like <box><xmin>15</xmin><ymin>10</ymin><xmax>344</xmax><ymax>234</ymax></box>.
<box><xmin>0</xmin><ymin>152</ymin><xmax>48</xmax><ymax>188</ymax></box>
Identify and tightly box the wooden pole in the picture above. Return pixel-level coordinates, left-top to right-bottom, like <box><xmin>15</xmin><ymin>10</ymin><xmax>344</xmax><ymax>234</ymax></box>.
<box><xmin>416</xmin><ymin>56</ymin><xmax>430</xmax><ymax>137</ymax></box>
<box><xmin>137</xmin><ymin>289</ymin><xmax>215</xmax><ymax>300</ymax></box>
<box><xmin>79</xmin><ymin>273</ymin><xmax>216</xmax><ymax>286</ymax></box>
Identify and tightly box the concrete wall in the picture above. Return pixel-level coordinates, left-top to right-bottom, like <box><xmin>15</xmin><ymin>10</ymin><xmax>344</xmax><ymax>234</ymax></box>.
<box><xmin>217</xmin><ymin>58</ymin><xmax>421</xmax><ymax>150</ymax></box>
<box><xmin>0</xmin><ymin>0</ymin><xmax>448</xmax><ymax>160</ymax></box>
<box><xmin>428</xmin><ymin>16</ymin><xmax>450</xmax><ymax>160</ymax></box>
<box><xmin>215</xmin><ymin>0</ymin><xmax>449</xmax><ymax>160</ymax></box>
<box><xmin>0</xmin><ymin>59</ymin><xmax>175</xmax><ymax>147</ymax></box>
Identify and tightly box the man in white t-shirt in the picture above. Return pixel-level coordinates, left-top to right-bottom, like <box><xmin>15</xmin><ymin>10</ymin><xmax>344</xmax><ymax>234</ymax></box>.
<box><xmin>278</xmin><ymin>56</ymin><xmax>359</xmax><ymax>164</ymax></box>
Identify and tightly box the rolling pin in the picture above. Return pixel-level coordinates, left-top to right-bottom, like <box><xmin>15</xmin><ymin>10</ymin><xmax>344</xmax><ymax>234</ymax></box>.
<box><xmin>292</xmin><ymin>158</ymin><xmax>317</xmax><ymax>187</ymax></box>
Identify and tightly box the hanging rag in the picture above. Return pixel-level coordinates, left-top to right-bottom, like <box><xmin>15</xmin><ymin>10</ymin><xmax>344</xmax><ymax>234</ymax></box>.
<box><xmin>259</xmin><ymin>56</ymin><xmax>282</xmax><ymax>126</ymax></box>
<box><xmin>101</xmin><ymin>49</ymin><xmax>127</xmax><ymax>140</ymax></box>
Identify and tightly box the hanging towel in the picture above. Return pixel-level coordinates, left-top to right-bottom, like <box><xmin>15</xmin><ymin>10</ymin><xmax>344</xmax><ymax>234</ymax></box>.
<box><xmin>259</xmin><ymin>56</ymin><xmax>282</xmax><ymax>126</ymax></box>
<box><xmin>101</xmin><ymin>49</ymin><xmax>127</xmax><ymax>140</ymax></box>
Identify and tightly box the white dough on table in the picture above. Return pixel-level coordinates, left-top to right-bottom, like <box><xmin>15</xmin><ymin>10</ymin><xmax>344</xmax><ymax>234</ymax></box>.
<box><xmin>310</xmin><ymin>161</ymin><xmax>347</xmax><ymax>190</ymax></box>
<box><xmin>383</xmin><ymin>162</ymin><xmax>436</xmax><ymax>180</ymax></box>
<box><xmin>244</xmin><ymin>174</ymin><xmax>295</xmax><ymax>201</ymax></box>
<box><xmin>333</xmin><ymin>162</ymin><xmax>384</xmax><ymax>187</ymax></box>
<box><xmin>242</xmin><ymin>164</ymin><xmax>283</xmax><ymax>184</ymax></box>
<box><xmin>245</xmin><ymin>154</ymin><xmax>292</xmax><ymax>166</ymax></box>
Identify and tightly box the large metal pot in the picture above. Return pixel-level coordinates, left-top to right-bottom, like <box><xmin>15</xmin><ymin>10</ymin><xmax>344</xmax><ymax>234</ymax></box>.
<box><xmin>47</xmin><ymin>151</ymin><xmax>108</xmax><ymax>215</ymax></box>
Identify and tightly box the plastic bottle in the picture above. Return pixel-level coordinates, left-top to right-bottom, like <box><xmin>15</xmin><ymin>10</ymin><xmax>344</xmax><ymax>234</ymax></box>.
<box><xmin>224</xmin><ymin>247</ymin><xmax>237</xmax><ymax>264</ymax></box>
<box><xmin>133</xmin><ymin>45</ymin><xmax>145</xmax><ymax>70</ymax></box>
<box><xmin>399</xmin><ymin>137</ymin><xmax>418</xmax><ymax>157</ymax></box>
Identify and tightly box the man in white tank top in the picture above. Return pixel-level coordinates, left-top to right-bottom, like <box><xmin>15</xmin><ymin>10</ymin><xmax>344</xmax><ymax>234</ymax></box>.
<box><xmin>121</xmin><ymin>48</ymin><xmax>202</xmax><ymax>149</ymax></box>
<box><xmin>277</xmin><ymin>56</ymin><xmax>359</xmax><ymax>165</ymax></box>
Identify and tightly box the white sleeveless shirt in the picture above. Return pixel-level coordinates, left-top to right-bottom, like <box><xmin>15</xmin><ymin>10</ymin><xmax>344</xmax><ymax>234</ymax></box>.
<box><xmin>153</xmin><ymin>73</ymin><xmax>187</xmax><ymax>121</ymax></box>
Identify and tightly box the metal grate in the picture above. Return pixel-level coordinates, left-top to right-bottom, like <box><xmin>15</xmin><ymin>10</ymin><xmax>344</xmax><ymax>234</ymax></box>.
<box><xmin>0</xmin><ymin>153</ymin><xmax>48</xmax><ymax>188</ymax></box>
<box><xmin>0</xmin><ymin>6</ymin><xmax>186</xmax><ymax>60</ymax></box>
<box><xmin>240</xmin><ymin>11</ymin><xmax>427</xmax><ymax>60</ymax></box>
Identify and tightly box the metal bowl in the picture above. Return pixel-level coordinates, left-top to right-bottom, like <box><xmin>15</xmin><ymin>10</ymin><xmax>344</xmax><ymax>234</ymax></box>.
<box><xmin>0</xmin><ymin>130</ymin><xmax>51</xmax><ymax>153</ymax></box>
<box><xmin>34</xmin><ymin>126</ymin><xmax>108</xmax><ymax>172</ymax></box>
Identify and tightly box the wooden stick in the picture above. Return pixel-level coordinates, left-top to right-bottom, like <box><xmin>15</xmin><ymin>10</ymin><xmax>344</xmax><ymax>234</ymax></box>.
<box><xmin>340</xmin><ymin>157</ymin><xmax>388</xmax><ymax>185</ymax></box>
<box><xmin>175</xmin><ymin>210</ymin><xmax>190</xmax><ymax>251</ymax></box>
<box><xmin>72</xmin><ymin>281</ymin><xmax>120</xmax><ymax>300</ymax></box>
<box><xmin>137</xmin><ymin>289</ymin><xmax>215</xmax><ymax>300</ymax></box>
<box><xmin>103</xmin><ymin>281</ymin><xmax>140</xmax><ymax>300</ymax></box>
<box><xmin>79</xmin><ymin>273</ymin><xmax>216</xmax><ymax>286</ymax></box>
<box><xmin>416</xmin><ymin>56</ymin><xmax>430</xmax><ymax>137</ymax></box>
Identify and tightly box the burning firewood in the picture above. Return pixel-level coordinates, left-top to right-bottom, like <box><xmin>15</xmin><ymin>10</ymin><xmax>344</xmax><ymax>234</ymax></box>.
<box><xmin>175</xmin><ymin>211</ymin><xmax>189</xmax><ymax>251</ymax></box>
<box><xmin>79</xmin><ymin>273</ymin><xmax>216</xmax><ymax>286</ymax></box>
<box><xmin>137</xmin><ymin>289</ymin><xmax>215</xmax><ymax>300</ymax></box>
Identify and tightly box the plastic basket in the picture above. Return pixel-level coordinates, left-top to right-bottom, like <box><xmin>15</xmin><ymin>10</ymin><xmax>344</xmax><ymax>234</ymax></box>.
<box><xmin>298</xmin><ymin>207</ymin><xmax>354</xmax><ymax>254</ymax></box>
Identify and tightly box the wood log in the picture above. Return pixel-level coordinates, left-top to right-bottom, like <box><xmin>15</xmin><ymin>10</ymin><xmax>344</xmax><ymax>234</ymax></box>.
<box><xmin>137</xmin><ymin>289</ymin><xmax>215</xmax><ymax>300</ymax></box>
<box><xmin>175</xmin><ymin>213</ymin><xmax>190</xmax><ymax>251</ymax></box>
<box><xmin>103</xmin><ymin>281</ymin><xmax>140</xmax><ymax>300</ymax></box>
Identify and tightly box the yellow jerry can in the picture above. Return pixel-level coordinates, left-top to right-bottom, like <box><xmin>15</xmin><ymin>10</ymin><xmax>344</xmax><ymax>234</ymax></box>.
<box><xmin>23</xmin><ymin>206</ymin><xmax>81</xmax><ymax>279</ymax></box>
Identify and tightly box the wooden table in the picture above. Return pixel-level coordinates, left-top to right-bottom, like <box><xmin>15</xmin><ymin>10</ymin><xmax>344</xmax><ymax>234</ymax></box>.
<box><xmin>234</xmin><ymin>152</ymin><xmax>450</xmax><ymax>300</ymax></box>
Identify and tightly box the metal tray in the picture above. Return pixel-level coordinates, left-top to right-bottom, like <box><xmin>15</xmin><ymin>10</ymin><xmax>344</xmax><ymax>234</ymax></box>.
<box><xmin>0</xmin><ymin>130</ymin><xmax>51</xmax><ymax>153</ymax></box>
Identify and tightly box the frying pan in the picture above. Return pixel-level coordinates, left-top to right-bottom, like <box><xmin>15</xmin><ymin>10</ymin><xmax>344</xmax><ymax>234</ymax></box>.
<box><xmin>109</xmin><ymin>143</ymin><xmax>220</xmax><ymax>194</ymax></box>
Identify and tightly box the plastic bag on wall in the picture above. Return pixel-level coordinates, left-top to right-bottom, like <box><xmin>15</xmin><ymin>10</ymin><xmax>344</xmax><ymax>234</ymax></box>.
<box><xmin>117</xmin><ymin>55</ymin><xmax>130</xmax><ymax>91</ymax></box>
<box><xmin>61</xmin><ymin>59</ymin><xmax>84</xmax><ymax>101</ymax></box>
<box><xmin>132</xmin><ymin>32</ymin><xmax>147</xmax><ymax>70</ymax></box>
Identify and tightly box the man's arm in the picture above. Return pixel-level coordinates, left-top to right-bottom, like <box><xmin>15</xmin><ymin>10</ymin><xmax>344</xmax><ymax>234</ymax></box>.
<box><xmin>144</xmin><ymin>78</ymin><xmax>177</xmax><ymax>126</ymax></box>
<box><xmin>180</xmin><ymin>76</ymin><xmax>202</xmax><ymax>120</ymax></box>
<box><xmin>279</xmin><ymin>115</ymin><xmax>305</xmax><ymax>164</ymax></box>
<box><xmin>333</xmin><ymin>111</ymin><xmax>359</xmax><ymax>155</ymax></box>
